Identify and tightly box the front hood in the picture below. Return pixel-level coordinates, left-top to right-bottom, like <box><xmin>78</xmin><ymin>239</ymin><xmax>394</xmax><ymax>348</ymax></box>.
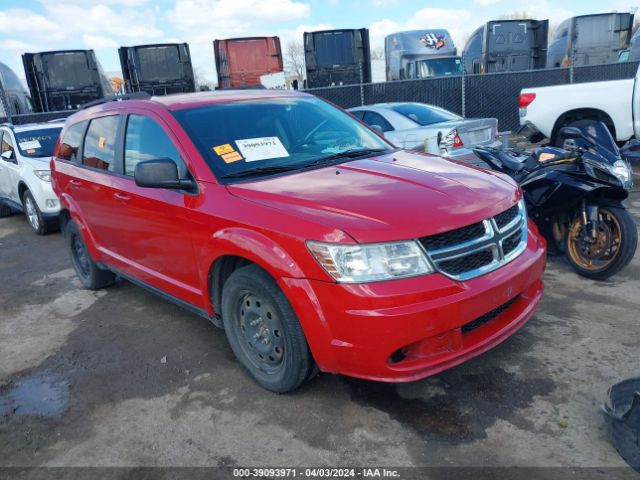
<box><xmin>227</xmin><ymin>150</ymin><xmax>519</xmax><ymax>243</ymax></box>
<box><xmin>22</xmin><ymin>156</ymin><xmax>51</xmax><ymax>168</ymax></box>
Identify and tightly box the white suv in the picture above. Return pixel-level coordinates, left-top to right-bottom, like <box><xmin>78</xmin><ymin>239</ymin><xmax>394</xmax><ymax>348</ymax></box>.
<box><xmin>0</xmin><ymin>121</ymin><xmax>65</xmax><ymax>234</ymax></box>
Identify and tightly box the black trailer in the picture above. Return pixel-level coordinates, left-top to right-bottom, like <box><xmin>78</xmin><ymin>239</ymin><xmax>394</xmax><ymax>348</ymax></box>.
<box><xmin>547</xmin><ymin>13</ymin><xmax>634</xmax><ymax>67</ymax></box>
<box><xmin>22</xmin><ymin>50</ymin><xmax>111</xmax><ymax>112</ymax></box>
<box><xmin>463</xmin><ymin>20</ymin><xmax>548</xmax><ymax>74</ymax></box>
<box><xmin>119</xmin><ymin>43</ymin><xmax>196</xmax><ymax>96</ymax></box>
<box><xmin>304</xmin><ymin>29</ymin><xmax>371</xmax><ymax>88</ymax></box>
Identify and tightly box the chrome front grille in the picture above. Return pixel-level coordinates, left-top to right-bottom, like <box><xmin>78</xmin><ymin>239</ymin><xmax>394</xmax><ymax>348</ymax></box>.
<box><xmin>419</xmin><ymin>200</ymin><xmax>528</xmax><ymax>281</ymax></box>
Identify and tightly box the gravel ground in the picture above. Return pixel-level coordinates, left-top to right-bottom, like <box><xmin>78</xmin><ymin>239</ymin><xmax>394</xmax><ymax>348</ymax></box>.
<box><xmin>0</xmin><ymin>180</ymin><xmax>638</xmax><ymax>479</ymax></box>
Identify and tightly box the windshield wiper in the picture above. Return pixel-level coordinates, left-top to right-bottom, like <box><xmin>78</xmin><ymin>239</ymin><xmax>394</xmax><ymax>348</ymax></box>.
<box><xmin>220</xmin><ymin>149</ymin><xmax>392</xmax><ymax>180</ymax></box>
<box><xmin>220</xmin><ymin>164</ymin><xmax>301</xmax><ymax>180</ymax></box>
<box><xmin>301</xmin><ymin>148</ymin><xmax>390</xmax><ymax>169</ymax></box>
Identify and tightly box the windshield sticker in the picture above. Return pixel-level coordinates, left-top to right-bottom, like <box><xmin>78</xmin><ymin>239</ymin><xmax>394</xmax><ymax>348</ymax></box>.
<box><xmin>19</xmin><ymin>140</ymin><xmax>42</xmax><ymax>150</ymax></box>
<box><xmin>26</xmin><ymin>149</ymin><xmax>36</xmax><ymax>154</ymax></box>
<box><xmin>321</xmin><ymin>137</ymin><xmax>361</xmax><ymax>155</ymax></box>
<box><xmin>235</xmin><ymin>137</ymin><xmax>289</xmax><ymax>162</ymax></box>
<box><xmin>213</xmin><ymin>144</ymin><xmax>235</xmax><ymax>156</ymax></box>
<box><xmin>221</xmin><ymin>151</ymin><xmax>243</xmax><ymax>164</ymax></box>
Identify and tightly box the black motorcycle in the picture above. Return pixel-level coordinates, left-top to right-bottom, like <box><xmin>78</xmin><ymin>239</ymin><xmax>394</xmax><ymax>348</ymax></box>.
<box><xmin>474</xmin><ymin>122</ymin><xmax>637</xmax><ymax>280</ymax></box>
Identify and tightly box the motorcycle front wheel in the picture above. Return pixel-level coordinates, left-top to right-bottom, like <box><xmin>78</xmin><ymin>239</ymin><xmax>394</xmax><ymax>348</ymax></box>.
<box><xmin>565</xmin><ymin>205</ymin><xmax>637</xmax><ymax>280</ymax></box>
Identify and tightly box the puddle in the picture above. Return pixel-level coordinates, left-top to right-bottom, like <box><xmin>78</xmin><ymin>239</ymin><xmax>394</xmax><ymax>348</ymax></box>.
<box><xmin>0</xmin><ymin>373</ymin><xmax>69</xmax><ymax>417</ymax></box>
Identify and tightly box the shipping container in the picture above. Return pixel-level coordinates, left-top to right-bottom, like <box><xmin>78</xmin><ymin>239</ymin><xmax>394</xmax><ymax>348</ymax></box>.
<box><xmin>547</xmin><ymin>13</ymin><xmax>634</xmax><ymax>67</ymax></box>
<box><xmin>385</xmin><ymin>30</ymin><xmax>462</xmax><ymax>81</ymax></box>
<box><xmin>0</xmin><ymin>62</ymin><xmax>32</xmax><ymax>117</ymax></box>
<box><xmin>304</xmin><ymin>29</ymin><xmax>371</xmax><ymax>88</ymax></box>
<box><xmin>463</xmin><ymin>20</ymin><xmax>548</xmax><ymax>74</ymax></box>
<box><xmin>214</xmin><ymin>37</ymin><xmax>283</xmax><ymax>89</ymax></box>
<box><xmin>22</xmin><ymin>50</ymin><xmax>112</xmax><ymax>112</ymax></box>
<box><xmin>119</xmin><ymin>43</ymin><xmax>196</xmax><ymax>96</ymax></box>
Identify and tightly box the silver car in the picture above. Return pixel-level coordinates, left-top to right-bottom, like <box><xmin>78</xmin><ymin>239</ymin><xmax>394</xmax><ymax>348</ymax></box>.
<box><xmin>349</xmin><ymin>102</ymin><xmax>501</xmax><ymax>164</ymax></box>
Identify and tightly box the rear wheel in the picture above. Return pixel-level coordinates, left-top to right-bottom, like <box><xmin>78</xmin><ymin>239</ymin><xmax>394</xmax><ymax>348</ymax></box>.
<box><xmin>221</xmin><ymin>264</ymin><xmax>314</xmax><ymax>393</ymax></box>
<box><xmin>565</xmin><ymin>205</ymin><xmax>637</xmax><ymax>280</ymax></box>
<box><xmin>66</xmin><ymin>220</ymin><xmax>116</xmax><ymax>289</ymax></box>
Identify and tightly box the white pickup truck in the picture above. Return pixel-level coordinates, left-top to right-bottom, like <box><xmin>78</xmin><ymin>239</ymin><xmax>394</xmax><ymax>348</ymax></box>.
<box><xmin>519</xmin><ymin>64</ymin><xmax>640</xmax><ymax>146</ymax></box>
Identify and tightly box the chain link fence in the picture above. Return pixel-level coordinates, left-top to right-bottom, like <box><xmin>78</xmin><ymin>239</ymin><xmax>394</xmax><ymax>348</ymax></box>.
<box><xmin>306</xmin><ymin>61</ymin><xmax>640</xmax><ymax>131</ymax></box>
<box><xmin>0</xmin><ymin>108</ymin><xmax>76</xmax><ymax>126</ymax></box>
<box><xmin>2</xmin><ymin>61</ymin><xmax>638</xmax><ymax>131</ymax></box>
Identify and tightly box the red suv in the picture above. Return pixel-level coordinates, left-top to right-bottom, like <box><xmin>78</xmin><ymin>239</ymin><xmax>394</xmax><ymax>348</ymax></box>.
<box><xmin>51</xmin><ymin>90</ymin><xmax>546</xmax><ymax>392</ymax></box>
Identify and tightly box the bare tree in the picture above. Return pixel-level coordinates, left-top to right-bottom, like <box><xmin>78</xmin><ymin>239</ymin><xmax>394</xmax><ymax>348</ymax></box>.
<box><xmin>284</xmin><ymin>41</ymin><xmax>305</xmax><ymax>82</ymax></box>
<box><xmin>497</xmin><ymin>11</ymin><xmax>537</xmax><ymax>20</ymax></box>
<box><xmin>193</xmin><ymin>66</ymin><xmax>216</xmax><ymax>91</ymax></box>
<box><xmin>370</xmin><ymin>47</ymin><xmax>385</xmax><ymax>60</ymax></box>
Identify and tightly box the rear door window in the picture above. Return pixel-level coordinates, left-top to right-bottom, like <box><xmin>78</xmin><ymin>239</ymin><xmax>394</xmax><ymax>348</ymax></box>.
<box><xmin>83</xmin><ymin>116</ymin><xmax>119</xmax><ymax>171</ymax></box>
<box><xmin>124</xmin><ymin>115</ymin><xmax>182</xmax><ymax>176</ymax></box>
<box><xmin>362</xmin><ymin>111</ymin><xmax>394</xmax><ymax>132</ymax></box>
<box><xmin>57</xmin><ymin>121</ymin><xmax>88</xmax><ymax>163</ymax></box>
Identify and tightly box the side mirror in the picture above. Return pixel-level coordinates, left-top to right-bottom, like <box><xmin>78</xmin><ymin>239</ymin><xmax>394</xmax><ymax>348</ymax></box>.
<box><xmin>370</xmin><ymin>124</ymin><xmax>384</xmax><ymax>134</ymax></box>
<box><xmin>134</xmin><ymin>158</ymin><xmax>196</xmax><ymax>191</ymax></box>
<box><xmin>1</xmin><ymin>150</ymin><xmax>15</xmax><ymax>161</ymax></box>
<box><xmin>559</xmin><ymin>126</ymin><xmax>582</xmax><ymax>140</ymax></box>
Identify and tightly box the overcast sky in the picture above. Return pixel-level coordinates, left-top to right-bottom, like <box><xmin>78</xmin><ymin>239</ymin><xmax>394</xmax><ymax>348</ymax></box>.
<box><xmin>0</xmin><ymin>0</ymin><xmax>637</xmax><ymax>83</ymax></box>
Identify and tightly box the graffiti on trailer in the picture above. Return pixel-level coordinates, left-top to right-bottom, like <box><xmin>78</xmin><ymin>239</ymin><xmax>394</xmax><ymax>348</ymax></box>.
<box><xmin>420</xmin><ymin>33</ymin><xmax>446</xmax><ymax>50</ymax></box>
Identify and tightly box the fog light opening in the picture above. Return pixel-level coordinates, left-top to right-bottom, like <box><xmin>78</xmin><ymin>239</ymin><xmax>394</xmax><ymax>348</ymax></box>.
<box><xmin>389</xmin><ymin>348</ymin><xmax>407</xmax><ymax>364</ymax></box>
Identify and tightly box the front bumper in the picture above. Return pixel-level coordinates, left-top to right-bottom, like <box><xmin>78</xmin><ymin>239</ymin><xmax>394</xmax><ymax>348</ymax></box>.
<box><xmin>33</xmin><ymin>180</ymin><xmax>61</xmax><ymax>216</ymax></box>
<box><xmin>280</xmin><ymin>223</ymin><xmax>546</xmax><ymax>382</ymax></box>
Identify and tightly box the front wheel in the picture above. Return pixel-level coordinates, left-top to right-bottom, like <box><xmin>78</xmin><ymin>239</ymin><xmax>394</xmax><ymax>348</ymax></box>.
<box><xmin>565</xmin><ymin>205</ymin><xmax>637</xmax><ymax>280</ymax></box>
<box><xmin>221</xmin><ymin>264</ymin><xmax>314</xmax><ymax>393</ymax></box>
<box><xmin>23</xmin><ymin>190</ymin><xmax>49</xmax><ymax>235</ymax></box>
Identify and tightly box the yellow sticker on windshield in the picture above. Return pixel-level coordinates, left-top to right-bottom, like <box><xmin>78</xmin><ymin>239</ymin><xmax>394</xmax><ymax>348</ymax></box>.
<box><xmin>221</xmin><ymin>151</ymin><xmax>243</xmax><ymax>163</ymax></box>
<box><xmin>213</xmin><ymin>144</ymin><xmax>235</xmax><ymax>156</ymax></box>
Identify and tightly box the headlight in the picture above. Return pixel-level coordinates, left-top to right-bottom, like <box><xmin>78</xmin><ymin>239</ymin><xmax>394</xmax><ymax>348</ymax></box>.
<box><xmin>610</xmin><ymin>160</ymin><xmax>632</xmax><ymax>188</ymax></box>
<box><xmin>34</xmin><ymin>170</ymin><xmax>51</xmax><ymax>182</ymax></box>
<box><xmin>307</xmin><ymin>241</ymin><xmax>433</xmax><ymax>283</ymax></box>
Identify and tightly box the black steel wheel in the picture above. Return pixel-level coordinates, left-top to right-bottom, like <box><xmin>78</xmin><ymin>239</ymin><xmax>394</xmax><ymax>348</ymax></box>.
<box><xmin>221</xmin><ymin>264</ymin><xmax>314</xmax><ymax>393</ymax></box>
<box><xmin>66</xmin><ymin>220</ymin><xmax>116</xmax><ymax>290</ymax></box>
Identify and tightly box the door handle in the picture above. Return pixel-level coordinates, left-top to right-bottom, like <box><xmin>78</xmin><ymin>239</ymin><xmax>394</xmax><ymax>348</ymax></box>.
<box><xmin>113</xmin><ymin>192</ymin><xmax>131</xmax><ymax>202</ymax></box>
<box><xmin>69</xmin><ymin>179</ymin><xmax>82</xmax><ymax>188</ymax></box>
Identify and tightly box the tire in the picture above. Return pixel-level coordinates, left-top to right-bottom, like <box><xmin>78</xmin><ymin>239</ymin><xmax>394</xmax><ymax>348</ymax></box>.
<box><xmin>0</xmin><ymin>205</ymin><xmax>12</xmax><ymax>217</ymax></box>
<box><xmin>221</xmin><ymin>264</ymin><xmax>314</xmax><ymax>393</ymax></box>
<box><xmin>22</xmin><ymin>190</ymin><xmax>49</xmax><ymax>235</ymax></box>
<box><xmin>565</xmin><ymin>205</ymin><xmax>638</xmax><ymax>280</ymax></box>
<box><xmin>66</xmin><ymin>220</ymin><xmax>116</xmax><ymax>289</ymax></box>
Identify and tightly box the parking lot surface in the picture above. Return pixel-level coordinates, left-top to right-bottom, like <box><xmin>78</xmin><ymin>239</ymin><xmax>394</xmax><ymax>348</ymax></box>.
<box><xmin>0</xmin><ymin>191</ymin><xmax>639</xmax><ymax>474</ymax></box>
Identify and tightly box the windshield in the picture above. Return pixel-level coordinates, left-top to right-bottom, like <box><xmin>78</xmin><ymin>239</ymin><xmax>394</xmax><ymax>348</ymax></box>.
<box><xmin>172</xmin><ymin>96</ymin><xmax>392</xmax><ymax>181</ymax></box>
<box><xmin>416</xmin><ymin>58</ymin><xmax>462</xmax><ymax>77</ymax></box>
<box><xmin>16</xmin><ymin>128</ymin><xmax>62</xmax><ymax>158</ymax></box>
<box><xmin>574</xmin><ymin>121</ymin><xmax>618</xmax><ymax>157</ymax></box>
<box><xmin>391</xmin><ymin>103</ymin><xmax>462</xmax><ymax>126</ymax></box>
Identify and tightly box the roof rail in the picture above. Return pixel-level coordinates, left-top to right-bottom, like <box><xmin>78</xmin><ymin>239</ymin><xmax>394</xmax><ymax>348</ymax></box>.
<box><xmin>80</xmin><ymin>92</ymin><xmax>151</xmax><ymax>110</ymax></box>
